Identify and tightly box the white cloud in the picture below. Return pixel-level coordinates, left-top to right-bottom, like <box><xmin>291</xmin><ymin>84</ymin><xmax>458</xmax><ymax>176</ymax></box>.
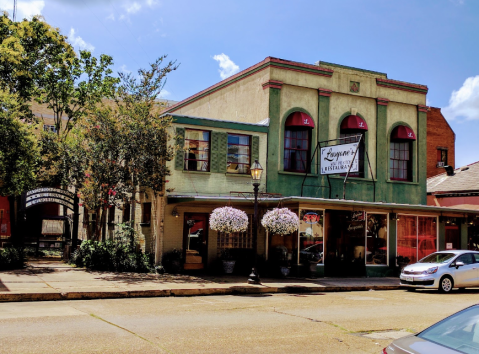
<box><xmin>0</xmin><ymin>0</ymin><xmax>44</xmax><ymax>19</ymax></box>
<box><xmin>442</xmin><ymin>75</ymin><xmax>479</xmax><ymax>121</ymax></box>
<box><xmin>426</xmin><ymin>98</ymin><xmax>432</xmax><ymax>106</ymax></box>
<box><xmin>159</xmin><ymin>89</ymin><xmax>170</xmax><ymax>98</ymax></box>
<box><xmin>120</xmin><ymin>64</ymin><xmax>131</xmax><ymax>74</ymax></box>
<box><xmin>106</xmin><ymin>13</ymin><xmax>115</xmax><ymax>21</ymax></box>
<box><xmin>124</xmin><ymin>1</ymin><xmax>141</xmax><ymax>13</ymax></box>
<box><xmin>68</xmin><ymin>28</ymin><xmax>95</xmax><ymax>52</ymax></box>
<box><xmin>213</xmin><ymin>53</ymin><xmax>240</xmax><ymax>80</ymax></box>
<box><xmin>146</xmin><ymin>0</ymin><xmax>158</xmax><ymax>6</ymax></box>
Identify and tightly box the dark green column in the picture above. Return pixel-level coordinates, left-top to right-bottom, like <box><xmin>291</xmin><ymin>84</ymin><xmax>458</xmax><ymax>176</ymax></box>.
<box><xmin>461</xmin><ymin>221</ymin><xmax>468</xmax><ymax>249</ymax></box>
<box><xmin>438</xmin><ymin>221</ymin><xmax>446</xmax><ymax>251</ymax></box>
<box><xmin>318</xmin><ymin>88</ymin><xmax>331</xmax><ymax>198</ymax></box>
<box><xmin>417</xmin><ymin>105</ymin><xmax>428</xmax><ymax>205</ymax></box>
<box><xmin>376</xmin><ymin>98</ymin><xmax>389</xmax><ymax>202</ymax></box>
<box><xmin>264</xmin><ymin>80</ymin><xmax>282</xmax><ymax>193</ymax></box>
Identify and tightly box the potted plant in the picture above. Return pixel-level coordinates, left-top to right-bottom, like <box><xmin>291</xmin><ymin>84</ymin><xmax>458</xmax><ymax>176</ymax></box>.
<box><xmin>261</xmin><ymin>208</ymin><xmax>300</xmax><ymax>236</ymax></box>
<box><xmin>219</xmin><ymin>249</ymin><xmax>235</xmax><ymax>274</ymax></box>
<box><xmin>209</xmin><ymin>206</ymin><xmax>249</xmax><ymax>234</ymax></box>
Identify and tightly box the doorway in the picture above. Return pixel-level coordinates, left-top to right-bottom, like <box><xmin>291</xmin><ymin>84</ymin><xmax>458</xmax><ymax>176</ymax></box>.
<box><xmin>445</xmin><ymin>225</ymin><xmax>461</xmax><ymax>250</ymax></box>
<box><xmin>183</xmin><ymin>213</ymin><xmax>208</xmax><ymax>270</ymax></box>
<box><xmin>325</xmin><ymin>210</ymin><xmax>366</xmax><ymax>277</ymax></box>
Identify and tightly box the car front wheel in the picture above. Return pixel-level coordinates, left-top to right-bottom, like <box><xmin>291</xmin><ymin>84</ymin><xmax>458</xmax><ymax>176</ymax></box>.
<box><xmin>439</xmin><ymin>276</ymin><xmax>454</xmax><ymax>293</ymax></box>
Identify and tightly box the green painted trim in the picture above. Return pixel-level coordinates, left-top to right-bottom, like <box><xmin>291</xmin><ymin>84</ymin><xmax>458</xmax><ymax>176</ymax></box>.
<box><xmin>278</xmin><ymin>171</ymin><xmax>318</xmax><ymax>177</ymax></box>
<box><xmin>318</xmin><ymin>94</ymin><xmax>331</xmax><ymax>197</ymax></box>
<box><xmin>319</xmin><ymin>61</ymin><xmax>387</xmax><ymax>77</ymax></box>
<box><xmin>279</xmin><ymin>107</ymin><xmax>317</xmax><ymax>174</ymax></box>
<box><xmin>417</xmin><ymin>109</ymin><xmax>427</xmax><ymax>204</ymax></box>
<box><xmin>271</xmin><ymin>62</ymin><xmax>333</xmax><ymax>77</ymax></box>
<box><xmin>330</xmin><ymin>176</ymin><xmax>375</xmax><ymax>182</ymax></box>
<box><xmin>225</xmin><ymin>173</ymin><xmax>251</xmax><ymax>178</ymax></box>
<box><xmin>461</xmin><ymin>223</ymin><xmax>468</xmax><ymax>249</ymax></box>
<box><xmin>336</xmin><ymin>111</ymin><xmax>370</xmax><ymax>179</ymax></box>
<box><xmin>377</xmin><ymin>79</ymin><xmax>428</xmax><ymax>94</ymax></box>
<box><xmin>386</xmin><ymin>180</ymin><xmax>419</xmax><ymax>185</ymax></box>
<box><xmin>376</xmin><ymin>103</ymin><xmax>388</xmax><ymax>199</ymax></box>
<box><xmin>266</xmin><ymin>87</ymin><xmax>282</xmax><ymax>194</ymax></box>
<box><xmin>387</xmin><ymin>121</ymin><xmax>417</xmax><ymax>183</ymax></box>
<box><xmin>438</xmin><ymin>222</ymin><xmax>446</xmax><ymax>251</ymax></box>
<box><xmin>388</xmin><ymin>217</ymin><xmax>397</xmax><ymax>267</ymax></box>
<box><xmin>182</xmin><ymin>171</ymin><xmax>211</xmax><ymax>175</ymax></box>
<box><xmin>171</xmin><ymin>115</ymin><xmax>269</xmax><ymax>133</ymax></box>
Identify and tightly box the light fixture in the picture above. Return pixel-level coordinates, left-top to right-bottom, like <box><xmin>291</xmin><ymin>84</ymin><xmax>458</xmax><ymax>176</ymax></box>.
<box><xmin>172</xmin><ymin>207</ymin><xmax>179</xmax><ymax>218</ymax></box>
<box><xmin>250</xmin><ymin>160</ymin><xmax>263</xmax><ymax>182</ymax></box>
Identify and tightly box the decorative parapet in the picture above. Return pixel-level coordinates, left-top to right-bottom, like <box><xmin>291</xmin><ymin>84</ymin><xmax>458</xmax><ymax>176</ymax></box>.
<box><xmin>318</xmin><ymin>88</ymin><xmax>332</xmax><ymax>97</ymax></box>
<box><xmin>262</xmin><ymin>80</ymin><xmax>283</xmax><ymax>90</ymax></box>
<box><xmin>376</xmin><ymin>78</ymin><xmax>428</xmax><ymax>95</ymax></box>
<box><xmin>377</xmin><ymin>97</ymin><xmax>390</xmax><ymax>106</ymax></box>
<box><xmin>417</xmin><ymin>104</ymin><xmax>428</xmax><ymax>113</ymax></box>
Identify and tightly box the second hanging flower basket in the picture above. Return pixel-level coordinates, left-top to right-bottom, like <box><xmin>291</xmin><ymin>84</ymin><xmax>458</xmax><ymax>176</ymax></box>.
<box><xmin>209</xmin><ymin>206</ymin><xmax>249</xmax><ymax>234</ymax></box>
<box><xmin>261</xmin><ymin>208</ymin><xmax>299</xmax><ymax>235</ymax></box>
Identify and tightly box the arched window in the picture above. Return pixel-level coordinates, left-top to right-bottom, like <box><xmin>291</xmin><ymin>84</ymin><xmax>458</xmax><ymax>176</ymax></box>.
<box><xmin>390</xmin><ymin>125</ymin><xmax>416</xmax><ymax>181</ymax></box>
<box><xmin>284</xmin><ymin>112</ymin><xmax>314</xmax><ymax>173</ymax></box>
<box><xmin>340</xmin><ymin>115</ymin><xmax>368</xmax><ymax>177</ymax></box>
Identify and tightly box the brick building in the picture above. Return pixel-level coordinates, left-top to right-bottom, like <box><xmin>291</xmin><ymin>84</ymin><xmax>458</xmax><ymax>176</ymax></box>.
<box><xmin>427</xmin><ymin>107</ymin><xmax>455</xmax><ymax>178</ymax></box>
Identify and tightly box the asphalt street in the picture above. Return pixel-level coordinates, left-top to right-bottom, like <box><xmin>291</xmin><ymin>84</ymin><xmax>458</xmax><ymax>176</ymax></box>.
<box><xmin>2</xmin><ymin>289</ymin><xmax>479</xmax><ymax>354</ymax></box>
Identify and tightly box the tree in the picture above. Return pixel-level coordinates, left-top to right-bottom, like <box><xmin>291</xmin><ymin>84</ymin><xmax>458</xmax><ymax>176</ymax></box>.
<box><xmin>74</xmin><ymin>56</ymin><xmax>178</xmax><ymax>240</ymax></box>
<box><xmin>0</xmin><ymin>90</ymin><xmax>41</xmax><ymax>238</ymax></box>
<box><xmin>0</xmin><ymin>14</ymin><xmax>75</xmax><ymax>121</ymax></box>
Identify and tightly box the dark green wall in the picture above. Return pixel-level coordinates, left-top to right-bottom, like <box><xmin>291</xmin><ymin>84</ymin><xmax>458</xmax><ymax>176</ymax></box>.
<box><xmin>265</xmin><ymin>89</ymin><xmax>428</xmax><ymax>205</ymax></box>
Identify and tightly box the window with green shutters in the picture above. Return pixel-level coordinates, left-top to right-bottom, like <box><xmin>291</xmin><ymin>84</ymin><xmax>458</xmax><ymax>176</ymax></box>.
<box><xmin>227</xmin><ymin>134</ymin><xmax>251</xmax><ymax>174</ymax></box>
<box><xmin>210</xmin><ymin>131</ymin><xmax>227</xmax><ymax>173</ymax></box>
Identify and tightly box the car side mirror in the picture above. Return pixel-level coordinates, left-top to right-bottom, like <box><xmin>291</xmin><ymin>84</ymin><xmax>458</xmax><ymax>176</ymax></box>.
<box><xmin>455</xmin><ymin>261</ymin><xmax>465</xmax><ymax>269</ymax></box>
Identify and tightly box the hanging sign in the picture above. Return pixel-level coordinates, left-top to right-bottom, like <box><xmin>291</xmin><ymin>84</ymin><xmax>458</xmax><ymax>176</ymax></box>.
<box><xmin>320</xmin><ymin>143</ymin><xmax>359</xmax><ymax>175</ymax></box>
<box><xmin>24</xmin><ymin>188</ymin><xmax>76</xmax><ymax>210</ymax></box>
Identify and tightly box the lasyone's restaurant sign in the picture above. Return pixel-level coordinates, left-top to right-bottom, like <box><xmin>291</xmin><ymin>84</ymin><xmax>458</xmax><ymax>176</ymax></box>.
<box><xmin>320</xmin><ymin>143</ymin><xmax>359</xmax><ymax>175</ymax></box>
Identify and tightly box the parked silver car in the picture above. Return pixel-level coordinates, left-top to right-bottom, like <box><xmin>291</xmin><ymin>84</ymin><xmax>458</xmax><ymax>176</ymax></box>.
<box><xmin>400</xmin><ymin>250</ymin><xmax>479</xmax><ymax>293</ymax></box>
<box><xmin>383</xmin><ymin>304</ymin><xmax>479</xmax><ymax>353</ymax></box>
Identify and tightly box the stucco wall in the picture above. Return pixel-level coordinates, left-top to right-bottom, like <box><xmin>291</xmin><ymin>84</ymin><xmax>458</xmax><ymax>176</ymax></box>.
<box><xmin>174</xmin><ymin>69</ymin><xmax>270</xmax><ymax>124</ymax></box>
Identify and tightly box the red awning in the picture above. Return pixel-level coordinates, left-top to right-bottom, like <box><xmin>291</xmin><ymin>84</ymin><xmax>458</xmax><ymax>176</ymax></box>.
<box><xmin>285</xmin><ymin>112</ymin><xmax>315</xmax><ymax>128</ymax></box>
<box><xmin>340</xmin><ymin>115</ymin><xmax>368</xmax><ymax>131</ymax></box>
<box><xmin>391</xmin><ymin>125</ymin><xmax>416</xmax><ymax>141</ymax></box>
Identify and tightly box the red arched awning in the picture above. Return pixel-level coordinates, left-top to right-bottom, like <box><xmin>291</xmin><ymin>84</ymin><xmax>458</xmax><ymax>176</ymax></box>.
<box><xmin>391</xmin><ymin>125</ymin><xmax>416</xmax><ymax>141</ymax></box>
<box><xmin>285</xmin><ymin>112</ymin><xmax>314</xmax><ymax>128</ymax></box>
<box><xmin>340</xmin><ymin>115</ymin><xmax>368</xmax><ymax>131</ymax></box>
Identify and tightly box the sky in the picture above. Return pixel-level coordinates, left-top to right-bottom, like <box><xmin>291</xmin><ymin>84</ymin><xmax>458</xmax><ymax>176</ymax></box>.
<box><xmin>2</xmin><ymin>0</ymin><xmax>479</xmax><ymax>167</ymax></box>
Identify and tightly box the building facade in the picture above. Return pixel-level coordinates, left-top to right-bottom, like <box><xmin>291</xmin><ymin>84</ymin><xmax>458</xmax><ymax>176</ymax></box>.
<box><xmin>426</xmin><ymin>107</ymin><xmax>455</xmax><ymax>178</ymax></box>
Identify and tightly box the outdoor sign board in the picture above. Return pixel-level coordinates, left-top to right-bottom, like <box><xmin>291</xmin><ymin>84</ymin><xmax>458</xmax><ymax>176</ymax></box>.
<box><xmin>25</xmin><ymin>187</ymin><xmax>76</xmax><ymax>210</ymax></box>
<box><xmin>320</xmin><ymin>143</ymin><xmax>359</xmax><ymax>175</ymax></box>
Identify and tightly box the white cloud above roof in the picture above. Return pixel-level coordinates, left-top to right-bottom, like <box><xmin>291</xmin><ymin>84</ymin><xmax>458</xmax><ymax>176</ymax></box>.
<box><xmin>68</xmin><ymin>28</ymin><xmax>95</xmax><ymax>52</ymax></box>
<box><xmin>442</xmin><ymin>75</ymin><xmax>479</xmax><ymax>121</ymax></box>
<box><xmin>213</xmin><ymin>53</ymin><xmax>240</xmax><ymax>80</ymax></box>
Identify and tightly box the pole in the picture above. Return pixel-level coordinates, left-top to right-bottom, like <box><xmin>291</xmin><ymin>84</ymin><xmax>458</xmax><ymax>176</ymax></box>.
<box><xmin>248</xmin><ymin>182</ymin><xmax>261</xmax><ymax>284</ymax></box>
<box><xmin>343</xmin><ymin>135</ymin><xmax>362</xmax><ymax>200</ymax></box>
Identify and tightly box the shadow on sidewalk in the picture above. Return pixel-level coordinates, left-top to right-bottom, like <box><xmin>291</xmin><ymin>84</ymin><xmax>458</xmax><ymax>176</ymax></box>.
<box><xmin>94</xmin><ymin>272</ymin><xmax>215</xmax><ymax>285</ymax></box>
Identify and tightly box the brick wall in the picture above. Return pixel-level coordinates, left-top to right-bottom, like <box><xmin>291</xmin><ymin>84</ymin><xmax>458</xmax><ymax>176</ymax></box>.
<box><xmin>427</xmin><ymin>107</ymin><xmax>455</xmax><ymax>178</ymax></box>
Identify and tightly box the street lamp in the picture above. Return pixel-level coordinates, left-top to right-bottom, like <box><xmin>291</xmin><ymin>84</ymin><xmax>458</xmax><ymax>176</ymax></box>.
<box><xmin>248</xmin><ymin>159</ymin><xmax>263</xmax><ymax>284</ymax></box>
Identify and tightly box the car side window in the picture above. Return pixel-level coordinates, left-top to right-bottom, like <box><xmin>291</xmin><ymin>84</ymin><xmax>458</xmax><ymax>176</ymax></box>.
<box><xmin>456</xmin><ymin>253</ymin><xmax>474</xmax><ymax>265</ymax></box>
<box><xmin>474</xmin><ymin>254</ymin><xmax>479</xmax><ymax>263</ymax></box>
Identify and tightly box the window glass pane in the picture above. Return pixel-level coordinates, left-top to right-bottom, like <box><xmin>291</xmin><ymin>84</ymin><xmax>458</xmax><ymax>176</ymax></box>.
<box><xmin>418</xmin><ymin>217</ymin><xmax>437</xmax><ymax>260</ymax></box>
<box><xmin>397</xmin><ymin>215</ymin><xmax>418</xmax><ymax>264</ymax></box>
<box><xmin>299</xmin><ymin>210</ymin><xmax>324</xmax><ymax>264</ymax></box>
<box><xmin>366</xmin><ymin>214</ymin><xmax>388</xmax><ymax>265</ymax></box>
<box><xmin>227</xmin><ymin>134</ymin><xmax>250</xmax><ymax>174</ymax></box>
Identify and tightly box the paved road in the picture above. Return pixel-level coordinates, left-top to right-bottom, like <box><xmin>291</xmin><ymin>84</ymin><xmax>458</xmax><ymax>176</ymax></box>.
<box><xmin>2</xmin><ymin>289</ymin><xmax>479</xmax><ymax>354</ymax></box>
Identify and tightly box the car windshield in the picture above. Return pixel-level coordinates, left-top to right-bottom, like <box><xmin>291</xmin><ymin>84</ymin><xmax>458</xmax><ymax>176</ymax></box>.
<box><xmin>418</xmin><ymin>253</ymin><xmax>455</xmax><ymax>264</ymax></box>
<box><xmin>418</xmin><ymin>306</ymin><xmax>479</xmax><ymax>353</ymax></box>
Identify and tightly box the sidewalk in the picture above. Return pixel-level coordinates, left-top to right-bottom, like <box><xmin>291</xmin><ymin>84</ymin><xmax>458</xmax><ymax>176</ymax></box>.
<box><xmin>0</xmin><ymin>260</ymin><xmax>403</xmax><ymax>302</ymax></box>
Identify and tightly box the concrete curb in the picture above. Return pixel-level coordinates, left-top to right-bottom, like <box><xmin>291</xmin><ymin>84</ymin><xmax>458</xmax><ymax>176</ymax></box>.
<box><xmin>0</xmin><ymin>285</ymin><xmax>403</xmax><ymax>303</ymax></box>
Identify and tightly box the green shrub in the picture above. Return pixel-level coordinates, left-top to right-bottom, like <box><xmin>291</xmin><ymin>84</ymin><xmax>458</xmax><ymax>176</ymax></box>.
<box><xmin>70</xmin><ymin>222</ymin><xmax>154</xmax><ymax>273</ymax></box>
<box><xmin>0</xmin><ymin>245</ymin><xmax>25</xmax><ymax>270</ymax></box>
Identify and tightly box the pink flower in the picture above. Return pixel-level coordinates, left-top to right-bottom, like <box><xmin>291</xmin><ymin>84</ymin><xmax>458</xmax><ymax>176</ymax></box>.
<box><xmin>78</xmin><ymin>203</ymin><xmax>83</xmax><ymax>206</ymax></box>
<box><xmin>85</xmin><ymin>173</ymin><xmax>91</xmax><ymax>177</ymax></box>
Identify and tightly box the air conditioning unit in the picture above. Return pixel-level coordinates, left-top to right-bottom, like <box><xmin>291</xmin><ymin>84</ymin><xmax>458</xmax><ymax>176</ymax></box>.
<box><xmin>437</xmin><ymin>161</ymin><xmax>445</xmax><ymax>167</ymax></box>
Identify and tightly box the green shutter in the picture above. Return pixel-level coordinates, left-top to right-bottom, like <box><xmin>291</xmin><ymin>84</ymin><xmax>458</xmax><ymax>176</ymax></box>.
<box><xmin>251</xmin><ymin>135</ymin><xmax>260</xmax><ymax>163</ymax></box>
<box><xmin>210</xmin><ymin>131</ymin><xmax>227</xmax><ymax>173</ymax></box>
<box><xmin>175</xmin><ymin>127</ymin><xmax>185</xmax><ymax>170</ymax></box>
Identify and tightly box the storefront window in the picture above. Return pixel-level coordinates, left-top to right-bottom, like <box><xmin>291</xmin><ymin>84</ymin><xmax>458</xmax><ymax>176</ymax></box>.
<box><xmin>298</xmin><ymin>210</ymin><xmax>324</xmax><ymax>264</ymax></box>
<box><xmin>366</xmin><ymin>214</ymin><xmax>388</xmax><ymax>265</ymax></box>
<box><xmin>418</xmin><ymin>217</ymin><xmax>437</xmax><ymax>260</ymax></box>
<box><xmin>397</xmin><ymin>215</ymin><xmax>437</xmax><ymax>264</ymax></box>
<box><xmin>184</xmin><ymin>129</ymin><xmax>210</xmax><ymax>172</ymax></box>
<box><xmin>397</xmin><ymin>215</ymin><xmax>418</xmax><ymax>264</ymax></box>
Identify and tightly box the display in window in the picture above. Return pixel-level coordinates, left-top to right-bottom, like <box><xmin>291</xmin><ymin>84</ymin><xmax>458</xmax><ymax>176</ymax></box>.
<box><xmin>366</xmin><ymin>214</ymin><xmax>388</xmax><ymax>265</ymax></box>
<box><xmin>227</xmin><ymin>134</ymin><xmax>250</xmax><ymax>174</ymax></box>
<box><xmin>184</xmin><ymin>130</ymin><xmax>210</xmax><ymax>172</ymax></box>
<box><xmin>299</xmin><ymin>210</ymin><xmax>323</xmax><ymax>264</ymax></box>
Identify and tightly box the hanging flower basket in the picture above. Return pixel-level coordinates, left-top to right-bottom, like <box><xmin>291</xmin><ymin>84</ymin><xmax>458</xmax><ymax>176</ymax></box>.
<box><xmin>261</xmin><ymin>208</ymin><xmax>299</xmax><ymax>235</ymax></box>
<box><xmin>210</xmin><ymin>207</ymin><xmax>249</xmax><ymax>234</ymax></box>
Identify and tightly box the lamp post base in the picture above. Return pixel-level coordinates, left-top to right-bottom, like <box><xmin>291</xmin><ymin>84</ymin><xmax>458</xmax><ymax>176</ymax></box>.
<box><xmin>247</xmin><ymin>268</ymin><xmax>261</xmax><ymax>284</ymax></box>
